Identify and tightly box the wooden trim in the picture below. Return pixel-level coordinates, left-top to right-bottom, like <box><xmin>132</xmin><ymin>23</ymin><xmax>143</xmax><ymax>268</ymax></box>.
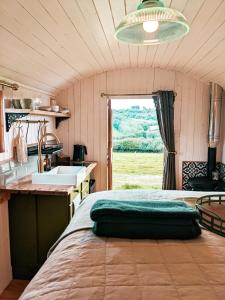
<box><xmin>0</xmin><ymin>280</ymin><xmax>29</xmax><ymax>298</ymax></box>
<box><xmin>107</xmin><ymin>99</ymin><xmax>112</xmax><ymax>190</ymax></box>
<box><xmin>5</xmin><ymin>108</ymin><xmax>71</xmax><ymax>118</ymax></box>
<box><xmin>0</xmin><ymin>191</ymin><xmax>10</xmax><ymax>204</ymax></box>
<box><xmin>85</xmin><ymin>162</ymin><xmax>97</xmax><ymax>177</ymax></box>
<box><xmin>0</xmin><ymin>91</ymin><xmax>4</xmax><ymax>153</ymax></box>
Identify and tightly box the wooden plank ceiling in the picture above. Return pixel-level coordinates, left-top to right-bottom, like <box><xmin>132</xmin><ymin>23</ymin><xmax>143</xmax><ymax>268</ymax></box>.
<box><xmin>0</xmin><ymin>0</ymin><xmax>225</xmax><ymax>94</ymax></box>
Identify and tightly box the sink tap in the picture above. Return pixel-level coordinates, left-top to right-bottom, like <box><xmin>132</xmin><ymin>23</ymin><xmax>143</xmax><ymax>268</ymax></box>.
<box><xmin>38</xmin><ymin>133</ymin><xmax>60</xmax><ymax>173</ymax></box>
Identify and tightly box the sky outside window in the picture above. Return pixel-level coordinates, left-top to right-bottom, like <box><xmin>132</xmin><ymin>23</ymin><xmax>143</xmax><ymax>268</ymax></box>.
<box><xmin>111</xmin><ymin>98</ymin><xmax>154</xmax><ymax>109</ymax></box>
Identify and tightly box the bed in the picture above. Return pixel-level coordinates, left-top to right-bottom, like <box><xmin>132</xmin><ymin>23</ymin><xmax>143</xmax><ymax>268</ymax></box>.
<box><xmin>20</xmin><ymin>190</ymin><xmax>225</xmax><ymax>300</ymax></box>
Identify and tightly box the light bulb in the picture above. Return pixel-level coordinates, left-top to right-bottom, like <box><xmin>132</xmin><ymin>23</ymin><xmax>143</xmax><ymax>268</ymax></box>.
<box><xmin>143</xmin><ymin>20</ymin><xmax>159</xmax><ymax>33</ymax></box>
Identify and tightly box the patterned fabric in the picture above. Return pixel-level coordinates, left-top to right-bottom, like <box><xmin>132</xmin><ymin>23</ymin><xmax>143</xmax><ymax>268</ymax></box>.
<box><xmin>182</xmin><ymin>162</ymin><xmax>208</xmax><ymax>190</ymax></box>
<box><xmin>182</xmin><ymin>161</ymin><xmax>224</xmax><ymax>190</ymax></box>
<box><xmin>220</xmin><ymin>163</ymin><xmax>225</xmax><ymax>182</ymax></box>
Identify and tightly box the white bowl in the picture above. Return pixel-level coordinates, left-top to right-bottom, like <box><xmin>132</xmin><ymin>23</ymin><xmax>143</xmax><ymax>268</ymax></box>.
<box><xmin>51</xmin><ymin>105</ymin><xmax>60</xmax><ymax>112</ymax></box>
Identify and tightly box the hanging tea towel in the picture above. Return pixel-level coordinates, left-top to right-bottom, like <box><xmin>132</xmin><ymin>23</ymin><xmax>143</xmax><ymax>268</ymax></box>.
<box><xmin>11</xmin><ymin>124</ymin><xmax>19</xmax><ymax>161</ymax></box>
<box><xmin>17</xmin><ymin>126</ymin><xmax>28</xmax><ymax>164</ymax></box>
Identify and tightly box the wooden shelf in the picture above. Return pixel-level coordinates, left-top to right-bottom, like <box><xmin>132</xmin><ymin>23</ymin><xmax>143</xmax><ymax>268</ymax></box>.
<box><xmin>5</xmin><ymin>108</ymin><xmax>71</xmax><ymax>118</ymax></box>
<box><xmin>5</xmin><ymin>109</ymin><xmax>70</xmax><ymax>131</ymax></box>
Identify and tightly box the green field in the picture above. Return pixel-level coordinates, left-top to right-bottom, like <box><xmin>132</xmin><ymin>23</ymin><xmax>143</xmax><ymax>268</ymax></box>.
<box><xmin>112</xmin><ymin>152</ymin><xmax>163</xmax><ymax>190</ymax></box>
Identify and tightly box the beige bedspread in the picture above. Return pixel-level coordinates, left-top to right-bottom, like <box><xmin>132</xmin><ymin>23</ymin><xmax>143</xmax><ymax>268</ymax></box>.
<box><xmin>20</xmin><ymin>190</ymin><xmax>225</xmax><ymax>300</ymax></box>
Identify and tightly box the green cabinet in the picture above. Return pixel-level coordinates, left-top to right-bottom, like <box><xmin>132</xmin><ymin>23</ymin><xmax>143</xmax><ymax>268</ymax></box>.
<box><xmin>8</xmin><ymin>192</ymin><xmax>77</xmax><ymax>279</ymax></box>
<box><xmin>8</xmin><ymin>194</ymin><xmax>38</xmax><ymax>279</ymax></box>
<box><xmin>8</xmin><ymin>173</ymin><xmax>92</xmax><ymax>280</ymax></box>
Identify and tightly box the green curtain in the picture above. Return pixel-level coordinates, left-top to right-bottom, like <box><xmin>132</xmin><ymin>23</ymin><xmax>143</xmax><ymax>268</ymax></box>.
<box><xmin>153</xmin><ymin>91</ymin><xmax>176</xmax><ymax>190</ymax></box>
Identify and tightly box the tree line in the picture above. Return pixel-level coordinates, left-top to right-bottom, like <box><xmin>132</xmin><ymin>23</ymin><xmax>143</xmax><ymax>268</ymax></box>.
<box><xmin>112</xmin><ymin>105</ymin><xmax>163</xmax><ymax>153</ymax></box>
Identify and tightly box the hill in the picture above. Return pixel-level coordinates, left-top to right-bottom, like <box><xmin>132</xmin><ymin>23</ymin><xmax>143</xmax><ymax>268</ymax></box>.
<box><xmin>112</xmin><ymin>106</ymin><xmax>163</xmax><ymax>153</ymax></box>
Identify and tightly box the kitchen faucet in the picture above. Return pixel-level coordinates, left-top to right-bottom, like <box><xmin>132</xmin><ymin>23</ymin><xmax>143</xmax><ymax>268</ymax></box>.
<box><xmin>38</xmin><ymin>132</ymin><xmax>60</xmax><ymax>173</ymax></box>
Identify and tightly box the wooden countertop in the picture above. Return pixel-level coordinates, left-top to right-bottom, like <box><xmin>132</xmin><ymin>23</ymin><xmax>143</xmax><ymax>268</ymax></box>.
<box><xmin>0</xmin><ymin>162</ymin><xmax>97</xmax><ymax>197</ymax></box>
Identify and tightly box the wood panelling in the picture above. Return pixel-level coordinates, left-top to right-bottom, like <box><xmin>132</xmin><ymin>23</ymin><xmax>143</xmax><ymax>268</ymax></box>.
<box><xmin>1</xmin><ymin>0</ymin><xmax>225</xmax><ymax>92</ymax></box>
<box><xmin>56</xmin><ymin>67</ymin><xmax>210</xmax><ymax>191</ymax></box>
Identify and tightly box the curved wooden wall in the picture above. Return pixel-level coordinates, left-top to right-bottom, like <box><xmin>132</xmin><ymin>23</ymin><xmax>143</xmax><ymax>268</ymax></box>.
<box><xmin>56</xmin><ymin>67</ymin><xmax>224</xmax><ymax>190</ymax></box>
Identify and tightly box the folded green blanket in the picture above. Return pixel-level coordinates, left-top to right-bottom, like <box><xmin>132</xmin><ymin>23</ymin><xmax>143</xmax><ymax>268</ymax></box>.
<box><xmin>93</xmin><ymin>221</ymin><xmax>201</xmax><ymax>239</ymax></box>
<box><xmin>91</xmin><ymin>200</ymin><xmax>201</xmax><ymax>239</ymax></box>
<box><xmin>90</xmin><ymin>200</ymin><xmax>199</xmax><ymax>221</ymax></box>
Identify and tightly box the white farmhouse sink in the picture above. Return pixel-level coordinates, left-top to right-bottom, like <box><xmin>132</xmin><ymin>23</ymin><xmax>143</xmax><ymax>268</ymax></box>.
<box><xmin>32</xmin><ymin>166</ymin><xmax>87</xmax><ymax>186</ymax></box>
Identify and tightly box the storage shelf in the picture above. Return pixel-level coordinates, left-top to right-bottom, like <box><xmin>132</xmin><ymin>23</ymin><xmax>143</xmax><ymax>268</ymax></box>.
<box><xmin>5</xmin><ymin>108</ymin><xmax>71</xmax><ymax>118</ymax></box>
<box><xmin>5</xmin><ymin>109</ymin><xmax>70</xmax><ymax>131</ymax></box>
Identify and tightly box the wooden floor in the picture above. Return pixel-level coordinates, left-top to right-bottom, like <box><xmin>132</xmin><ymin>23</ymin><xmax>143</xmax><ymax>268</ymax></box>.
<box><xmin>0</xmin><ymin>280</ymin><xmax>29</xmax><ymax>300</ymax></box>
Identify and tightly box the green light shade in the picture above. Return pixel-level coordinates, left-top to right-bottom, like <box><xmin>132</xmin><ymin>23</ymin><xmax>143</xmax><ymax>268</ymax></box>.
<box><xmin>114</xmin><ymin>1</ymin><xmax>189</xmax><ymax>45</ymax></box>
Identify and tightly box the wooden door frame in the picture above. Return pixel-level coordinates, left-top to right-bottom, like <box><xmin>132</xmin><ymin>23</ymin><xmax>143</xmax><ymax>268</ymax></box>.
<box><xmin>107</xmin><ymin>95</ymin><xmax>151</xmax><ymax>190</ymax></box>
<box><xmin>107</xmin><ymin>99</ymin><xmax>112</xmax><ymax>190</ymax></box>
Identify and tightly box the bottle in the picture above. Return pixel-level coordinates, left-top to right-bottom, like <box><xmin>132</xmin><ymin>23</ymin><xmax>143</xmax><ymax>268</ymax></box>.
<box><xmin>43</xmin><ymin>154</ymin><xmax>51</xmax><ymax>172</ymax></box>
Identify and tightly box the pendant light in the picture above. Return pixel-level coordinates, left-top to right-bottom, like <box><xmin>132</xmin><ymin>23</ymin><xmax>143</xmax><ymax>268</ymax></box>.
<box><xmin>114</xmin><ymin>0</ymin><xmax>189</xmax><ymax>45</ymax></box>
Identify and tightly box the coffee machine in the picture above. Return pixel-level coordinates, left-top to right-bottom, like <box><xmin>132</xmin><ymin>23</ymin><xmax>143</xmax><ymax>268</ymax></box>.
<box><xmin>73</xmin><ymin>145</ymin><xmax>87</xmax><ymax>162</ymax></box>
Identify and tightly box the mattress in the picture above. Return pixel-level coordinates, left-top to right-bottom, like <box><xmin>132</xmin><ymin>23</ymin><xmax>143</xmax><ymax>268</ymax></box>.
<box><xmin>20</xmin><ymin>190</ymin><xmax>225</xmax><ymax>300</ymax></box>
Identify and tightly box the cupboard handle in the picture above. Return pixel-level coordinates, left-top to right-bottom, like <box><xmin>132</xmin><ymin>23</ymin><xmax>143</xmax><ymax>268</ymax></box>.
<box><xmin>69</xmin><ymin>202</ymin><xmax>75</xmax><ymax>217</ymax></box>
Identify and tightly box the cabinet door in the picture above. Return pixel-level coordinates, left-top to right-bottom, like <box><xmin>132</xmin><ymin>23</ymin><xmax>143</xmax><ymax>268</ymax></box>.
<box><xmin>70</xmin><ymin>189</ymin><xmax>80</xmax><ymax>217</ymax></box>
<box><xmin>81</xmin><ymin>175</ymin><xmax>90</xmax><ymax>200</ymax></box>
<box><xmin>9</xmin><ymin>194</ymin><xmax>38</xmax><ymax>279</ymax></box>
<box><xmin>36</xmin><ymin>195</ymin><xmax>70</xmax><ymax>266</ymax></box>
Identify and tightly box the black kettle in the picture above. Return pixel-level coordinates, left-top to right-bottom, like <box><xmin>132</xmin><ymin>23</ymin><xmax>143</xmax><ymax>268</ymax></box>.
<box><xmin>73</xmin><ymin>144</ymin><xmax>87</xmax><ymax>162</ymax></box>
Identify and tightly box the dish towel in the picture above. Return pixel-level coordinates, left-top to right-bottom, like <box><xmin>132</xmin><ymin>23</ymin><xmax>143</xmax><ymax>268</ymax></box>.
<box><xmin>17</xmin><ymin>127</ymin><xmax>28</xmax><ymax>164</ymax></box>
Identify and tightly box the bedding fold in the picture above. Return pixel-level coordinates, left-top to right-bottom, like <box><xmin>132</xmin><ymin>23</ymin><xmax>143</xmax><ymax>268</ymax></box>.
<box><xmin>91</xmin><ymin>200</ymin><xmax>201</xmax><ymax>239</ymax></box>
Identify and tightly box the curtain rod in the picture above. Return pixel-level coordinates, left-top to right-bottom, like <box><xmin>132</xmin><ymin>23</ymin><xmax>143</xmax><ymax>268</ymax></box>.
<box><xmin>101</xmin><ymin>92</ymin><xmax>160</xmax><ymax>98</ymax></box>
<box><xmin>101</xmin><ymin>92</ymin><xmax>177</xmax><ymax>98</ymax></box>
<box><xmin>0</xmin><ymin>80</ymin><xmax>19</xmax><ymax>90</ymax></box>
